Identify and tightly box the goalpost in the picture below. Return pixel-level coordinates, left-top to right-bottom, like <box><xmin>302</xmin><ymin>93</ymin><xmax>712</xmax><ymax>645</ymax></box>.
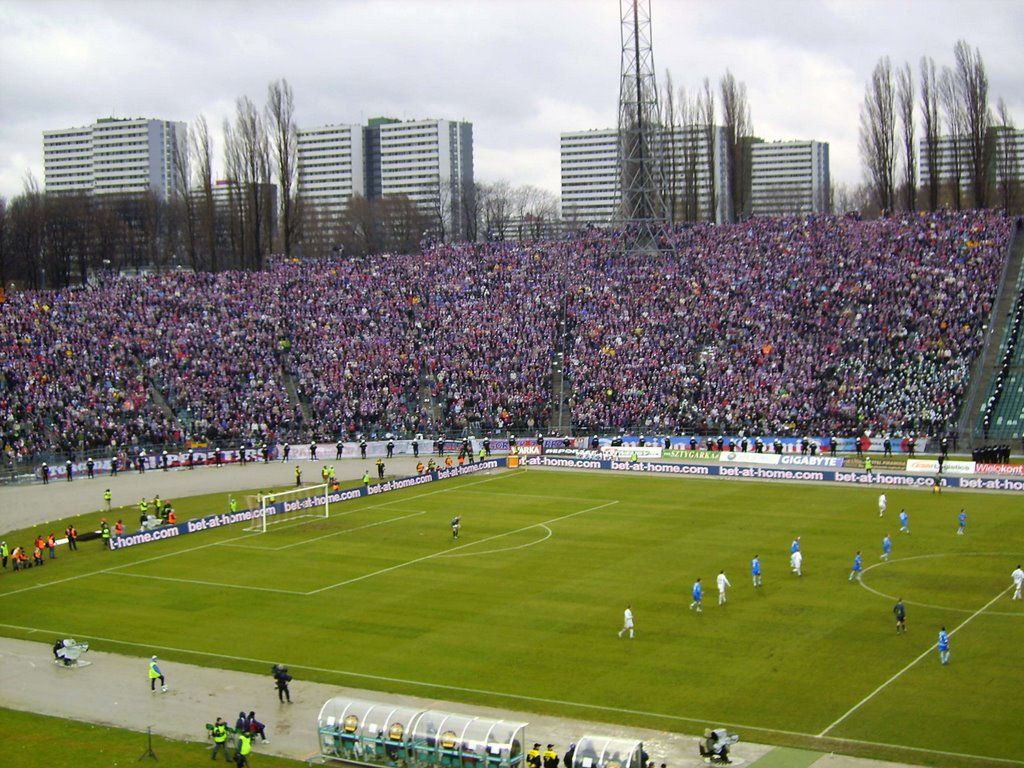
<box><xmin>244</xmin><ymin>483</ymin><xmax>330</xmax><ymax>533</ymax></box>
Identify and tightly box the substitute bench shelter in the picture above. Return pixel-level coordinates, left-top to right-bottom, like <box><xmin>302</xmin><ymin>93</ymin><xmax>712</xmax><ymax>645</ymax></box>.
<box><xmin>316</xmin><ymin>696</ymin><xmax>527</xmax><ymax>768</ymax></box>
<box><xmin>571</xmin><ymin>736</ymin><xmax>644</xmax><ymax>768</ymax></box>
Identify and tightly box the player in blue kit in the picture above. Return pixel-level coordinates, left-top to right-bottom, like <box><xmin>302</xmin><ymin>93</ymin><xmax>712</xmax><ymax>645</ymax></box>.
<box><xmin>849</xmin><ymin>551</ymin><xmax>863</xmax><ymax>582</ymax></box>
<box><xmin>881</xmin><ymin>534</ymin><xmax>892</xmax><ymax>561</ymax></box>
<box><xmin>751</xmin><ymin>555</ymin><xmax>762</xmax><ymax>588</ymax></box>
<box><xmin>938</xmin><ymin>627</ymin><xmax>950</xmax><ymax>664</ymax></box>
<box><xmin>957</xmin><ymin>509</ymin><xmax>967</xmax><ymax>535</ymax></box>
<box><xmin>899</xmin><ymin>509</ymin><xmax>909</xmax><ymax>534</ymax></box>
<box><xmin>688</xmin><ymin>578</ymin><xmax>703</xmax><ymax>613</ymax></box>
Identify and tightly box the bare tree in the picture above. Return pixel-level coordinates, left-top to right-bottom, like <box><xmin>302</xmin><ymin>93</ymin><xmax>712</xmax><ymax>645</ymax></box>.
<box><xmin>896</xmin><ymin>62</ymin><xmax>917</xmax><ymax>211</ymax></box>
<box><xmin>662</xmin><ymin>70</ymin><xmax>679</xmax><ymax>223</ymax></box>
<box><xmin>225</xmin><ymin>96</ymin><xmax>272</xmax><ymax>270</ymax></box>
<box><xmin>698</xmin><ymin>77</ymin><xmax>717</xmax><ymax>222</ymax></box>
<box><xmin>171</xmin><ymin>121</ymin><xmax>200</xmax><ymax>271</ymax></box>
<box><xmin>266</xmin><ymin>78</ymin><xmax>299</xmax><ymax>257</ymax></box>
<box><xmin>378</xmin><ymin>195</ymin><xmax>426</xmax><ymax>253</ymax></box>
<box><xmin>478</xmin><ymin>181</ymin><xmax>513</xmax><ymax>241</ymax></box>
<box><xmin>859</xmin><ymin>57</ymin><xmax>898</xmax><ymax>214</ymax></box>
<box><xmin>939</xmin><ymin>65</ymin><xmax>966</xmax><ymax>210</ymax></box>
<box><xmin>429</xmin><ymin>176</ymin><xmax>451</xmax><ymax>244</ymax></box>
<box><xmin>340</xmin><ymin>194</ymin><xmax>377</xmax><ymax>255</ymax></box>
<box><xmin>6</xmin><ymin>177</ymin><xmax>45</xmax><ymax>288</ymax></box>
<box><xmin>0</xmin><ymin>196</ymin><xmax>7</xmax><ymax>290</ymax></box>
<box><xmin>462</xmin><ymin>183</ymin><xmax>480</xmax><ymax>242</ymax></box>
<box><xmin>919</xmin><ymin>56</ymin><xmax>942</xmax><ymax>211</ymax></box>
<box><xmin>994</xmin><ymin>99</ymin><xmax>1021</xmax><ymax>213</ymax></box>
<box><xmin>953</xmin><ymin>40</ymin><xmax>993</xmax><ymax>208</ymax></box>
<box><xmin>43</xmin><ymin>194</ymin><xmax>87</xmax><ymax>288</ymax></box>
<box><xmin>720</xmin><ymin>70</ymin><xmax>753</xmax><ymax>222</ymax></box>
<box><xmin>192</xmin><ymin>115</ymin><xmax>218</xmax><ymax>271</ymax></box>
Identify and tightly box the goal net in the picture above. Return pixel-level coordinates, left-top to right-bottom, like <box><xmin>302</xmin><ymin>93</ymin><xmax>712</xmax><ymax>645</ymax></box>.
<box><xmin>244</xmin><ymin>483</ymin><xmax>330</xmax><ymax>533</ymax></box>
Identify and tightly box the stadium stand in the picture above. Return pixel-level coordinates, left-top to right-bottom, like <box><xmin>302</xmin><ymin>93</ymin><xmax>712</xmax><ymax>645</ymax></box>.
<box><xmin>0</xmin><ymin>210</ymin><xmax>1017</xmax><ymax>467</ymax></box>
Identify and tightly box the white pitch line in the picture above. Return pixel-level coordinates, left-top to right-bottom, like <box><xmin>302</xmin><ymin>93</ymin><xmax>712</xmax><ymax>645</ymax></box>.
<box><xmin>818</xmin><ymin>584</ymin><xmax>1013</xmax><ymax>737</ymax></box>
<box><xmin>2</xmin><ymin>618</ymin><xmax>1022</xmax><ymax>767</ymax></box>
<box><xmin>437</xmin><ymin>525</ymin><xmax>553</xmax><ymax>559</ymax></box>
<box><xmin>113</xmin><ymin>571</ymin><xmax>306</xmax><ymax>595</ymax></box>
<box><xmin>304</xmin><ymin>500</ymin><xmax>619</xmax><ymax>595</ymax></box>
<box><xmin>0</xmin><ymin>471</ymin><xmax>518</xmax><ymax>598</ymax></box>
<box><xmin>249</xmin><ymin>510</ymin><xmax>427</xmax><ymax>552</ymax></box>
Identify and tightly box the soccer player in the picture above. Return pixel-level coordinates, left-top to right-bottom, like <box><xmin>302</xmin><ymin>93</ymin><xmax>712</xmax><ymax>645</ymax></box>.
<box><xmin>957</xmin><ymin>509</ymin><xmax>967</xmax><ymax>535</ymax></box>
<box><xmin>751</xmin><ymin>555</ymin><xmax>762</xmax><ymax>588</ymax></box>
<box><xmin>790</xmin><ymin>549</ymin><xmax>803</xmax><ymax>577</ymax></box>
<box><xmin>1011</xmin><ymin>564</ymin><xmax>1024</xmax><ymax>600</ymax></box>
<box><xmin>878</xmin><ymin>493</ymin><xmax>887</xmax><ymax>517</ymax></box>
<box><xmin>618</xmin><ymin>605</ymin><xmax>634</xmax><ymax>638</ymax></box>
<box><xmin>893</xmin><ymin>598</ymin><xmax>906</xmax><ymax>633</ymax></box>
<box><xmin>849</xmin><ymin>551</ymin><xmax>863</xmax><ymax>582</ymax></box>
<box><xmin>791</xmin><ymin>536</ymin><xmax>801</xmax><ymax>555</ymax></box>
<box><xmin>716</xmin><ymin>570</ymin><xmax>731</xmax><ymax>605</ymax></box>
<box><xmin>451</xmin><ymin>516</ymin><xmax>461</xmax><ymax>539</ymax></box>
<box><xmin>899</xmin><ymin>509</ymin><xmax>909</xmax><ymax>534</ymax></box>
<box><xmin>689</xmin><ymin>578</ymin><xmax>703</xmax><ymax>613</ymax></box>
<box><xmin>881</xmin><ymin>534</ymin><xmax>892</xmax><ymax>561</ymax></box>
<box><xmin>937</xmin><ymin>627</ymin><xmax>950</xmax><ymax>664</ymax></box>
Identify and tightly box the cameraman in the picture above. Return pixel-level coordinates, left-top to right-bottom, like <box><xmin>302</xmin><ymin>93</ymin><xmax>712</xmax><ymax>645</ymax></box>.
<box><xmin>273</xmin><ymin>664</ymin><xmax>292</xmax><ymax>703</ymax></box>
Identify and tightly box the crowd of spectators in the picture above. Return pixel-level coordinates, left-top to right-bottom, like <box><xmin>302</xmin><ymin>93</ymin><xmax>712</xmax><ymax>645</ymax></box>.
<box><xmin>0</xmin><ymin>209</ymin><xmax>1014</xmax><ymax>464</ymax></box>
<box><xmin>565</xmin><ymin>210</ymin><xmax>1013</xmax><ymax>437</ymax></box>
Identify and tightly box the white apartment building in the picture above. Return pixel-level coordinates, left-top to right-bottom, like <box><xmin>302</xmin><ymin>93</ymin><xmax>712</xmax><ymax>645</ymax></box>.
<box><xmin>296</xmin><ymin>123</ymin><xmax>366</xmax><ymax>214</ymax></box>
<box><xmin>919</xmin><ymin>127</ymin><xmax>1024</xmax><ymax>193</ymax></box>
<box><xmin>43</xmin><ymin>117</ymin><xmax>187</xmax><ymax>200</ymax></box>
<box><xmin>298</xmin><ymin>118</ymin><xmax>474</xmax><ymax>238</ymax></box>
<box><xmin>375</xmin><ymin>118</ymin><xmax>474</xmax><ymax>237</ymax></box>
<box><xmin>561</xmin><ymin>126</ymin><xmax>732</xmax><ymax>225</ymax></box>
<box><xmin>560</xmin><ymin>129</ymin><xmax>621</xmax><ymax>225</ymax></box>
<box><xmin>749</xmin><ymin>140</ymin><xmax>830</xmax><ymax>216</ymax></box>
<box><xmin>663</xmin><ymin>124</ymin><xmax>731</xmax><ymax>224</ymax></box>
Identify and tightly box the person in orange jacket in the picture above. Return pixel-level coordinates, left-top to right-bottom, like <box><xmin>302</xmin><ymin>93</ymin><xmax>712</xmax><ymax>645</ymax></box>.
<box><xmin>46</xmin><ymin>533</ymin><xmax>57</xmax><ymax>559</ymax></box>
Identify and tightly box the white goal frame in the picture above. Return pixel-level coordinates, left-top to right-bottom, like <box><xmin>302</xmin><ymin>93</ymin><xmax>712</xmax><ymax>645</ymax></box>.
<box><xmin>245</xmin><ymin>483</ymin><xmax>330</xmax><ymax>533</ymax></box>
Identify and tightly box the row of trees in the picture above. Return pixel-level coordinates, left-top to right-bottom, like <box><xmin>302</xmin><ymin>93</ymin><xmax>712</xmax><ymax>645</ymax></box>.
<box><xmin>859</xmin><ymin>40</ymin><xmax>1020</xmax><ymax>215</ymax></box>
<box><xmin>658</xmin><ymin>69</ymin><xmax>753</xmax><ymax>224</ymax></box>
<box><xmin>0</xmin><ymin>74</ymin><xmax>561</xmax><ymax>287</ymax></box>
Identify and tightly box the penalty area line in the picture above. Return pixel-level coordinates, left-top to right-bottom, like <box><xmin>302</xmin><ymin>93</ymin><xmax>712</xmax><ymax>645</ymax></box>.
<box><xmin>304</xmin><ymin>500</ymin><xmax>619</xmax><ymax>595</ymax></box>
<box><xmin>818</xmin><ymin>584</ymin><xmax>1013</xmax><ymax>737</ymax></box>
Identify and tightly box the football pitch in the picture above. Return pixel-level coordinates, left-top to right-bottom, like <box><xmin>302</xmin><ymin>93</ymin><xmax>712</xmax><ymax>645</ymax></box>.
<box><xmin>2</xmin><ymin>467</ymin><xmax>1022</xmax><ymax>766</ymax></box>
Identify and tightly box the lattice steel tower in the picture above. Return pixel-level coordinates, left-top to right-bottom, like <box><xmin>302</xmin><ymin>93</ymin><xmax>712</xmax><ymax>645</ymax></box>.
<box><xmin>617</xmin><ymin>0</ymin><xmax>668</xmax><ymax>233</ymax></box>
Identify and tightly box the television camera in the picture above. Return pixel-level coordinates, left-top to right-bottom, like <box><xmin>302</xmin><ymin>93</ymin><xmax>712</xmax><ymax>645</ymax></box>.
<box><xmin>53</xmin><ymin>638</ymin><xmax>90</xmax><ymax>667</ymax></box>
<box><xmin>698</xmin><ymin>728</ymin><xmax>738</xmax><ymax>764</ymax></box>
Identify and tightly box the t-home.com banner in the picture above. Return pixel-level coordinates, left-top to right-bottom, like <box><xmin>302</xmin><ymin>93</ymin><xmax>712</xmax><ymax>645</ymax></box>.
<box><xmin>109</xmin><ymin>460</ymin><xmax>505</xmax><ymax>550</ymax></box>
<box><xmin>524</xmin><ymin>456</ymin><xmax>1024</xmax><ymax>492</ymax></box>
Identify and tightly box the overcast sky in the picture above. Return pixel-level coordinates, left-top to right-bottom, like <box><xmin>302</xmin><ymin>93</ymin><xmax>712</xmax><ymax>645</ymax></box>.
<box><xmin>2</xmin><ymin>0</ymin><xmax>1022</xmax><ymax>203</ymax></box>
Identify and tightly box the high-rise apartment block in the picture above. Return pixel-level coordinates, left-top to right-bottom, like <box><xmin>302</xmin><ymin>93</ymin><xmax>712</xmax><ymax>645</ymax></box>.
<box><xmin>919</xmin><ymin>126</ymin><xmax>1024</xmax><ymax>201</ymax></box>
<box><xmin>297</xmin><ymin>117</ymin><xmax>474</xmax><ymax>238</ymax></box>
<box><xmin>560</xmin><ymin>129</ymin><xmax>621</xmax><ymax>225</ymax></box>
<box><xmin>749</xmin><ymin>140</ymin><xmax>831</xmax><ymax>216</ymax></box>
<box><xmin>560</xmin><ymin>125</ymin><xmax>732</xmax><ymax>224</ymax></box>
<box><xmin>296</xmin><ymin>123</ymin><xmax>366</xmax><ymax>215</ymax></box>
<box><xmin>43</xmin><ymin>117</ymin><xmax>187</xmax><ymax>200</ymax></box>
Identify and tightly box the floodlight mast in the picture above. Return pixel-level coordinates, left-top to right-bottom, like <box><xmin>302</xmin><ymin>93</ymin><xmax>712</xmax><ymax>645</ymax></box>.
<box><xmin>617</xmin><ymin>0</ymin><xmax>668</xmax><ymax>244</ymax></box>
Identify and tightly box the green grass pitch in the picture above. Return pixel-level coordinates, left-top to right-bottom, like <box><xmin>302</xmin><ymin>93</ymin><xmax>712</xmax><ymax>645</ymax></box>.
<box><xmin>2</xmin><ymin>468</ymin><xmax>1022</xmax><ymax>766</ymax></box>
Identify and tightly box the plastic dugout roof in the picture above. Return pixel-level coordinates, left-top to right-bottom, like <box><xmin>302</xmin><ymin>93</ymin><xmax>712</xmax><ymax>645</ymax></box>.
<box><xmin>571</xmin><ymin>736</ymin><xmax>644</xmax><ymax>768</ymax></box>
<box><xmin>318</xmin><ymin>696</ymin><xmax>527</xmax><ymax>754</ymax></box>
<box><xmin>318</xmin><ymin>697</ymin><xmax>424</xmax><ymax>740</ymax></box>
<box><xmin>412</xmin><ymin>711</ymin><xmax>528</xmax><ymax>755</ymax></box>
